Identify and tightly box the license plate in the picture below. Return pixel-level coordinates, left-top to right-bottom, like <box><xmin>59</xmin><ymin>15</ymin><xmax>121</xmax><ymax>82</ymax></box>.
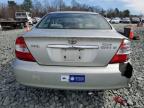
<box><xmin>69</xmin><ymin>75</ymin><xmax>85</xmax><ymax>83</ymax></box>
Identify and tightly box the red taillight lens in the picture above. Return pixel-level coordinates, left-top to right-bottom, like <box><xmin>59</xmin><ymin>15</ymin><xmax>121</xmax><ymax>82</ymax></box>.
<box><xmin>15</xmin><ymin>37</ymin><xmax>36</xmax><ymax>62</ymax></box>
<box><xmin>110</xmin><ymin>39</ymin><xmax>130</xmax><ymax>64</ymax></box>
<box><xmin>110</xmin><ymin>54</ymin><xmax>128</xmax><ymax>63</ymax></box>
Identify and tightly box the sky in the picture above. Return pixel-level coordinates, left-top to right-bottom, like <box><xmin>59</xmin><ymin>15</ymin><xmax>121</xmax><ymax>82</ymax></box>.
<box><xmin>1</xmin><ymin>0</ymin><xmax>144</xmax><ymax>15</ymax></box>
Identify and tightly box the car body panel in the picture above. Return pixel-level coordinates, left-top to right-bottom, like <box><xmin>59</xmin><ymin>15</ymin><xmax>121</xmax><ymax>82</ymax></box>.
<box><xmin>13</xmin><ymin>59</ymin><xmax>129</xmax><ymax>90</ymax></box>
<box><xmin>23</xmin><ymin>29</ymin><xmax>126</xmax><ymax>67</ymax></box>
<box><xmin>24</xmin><ymin>29</ymin><xmax>124</xmax><ymax>38</ymax></box>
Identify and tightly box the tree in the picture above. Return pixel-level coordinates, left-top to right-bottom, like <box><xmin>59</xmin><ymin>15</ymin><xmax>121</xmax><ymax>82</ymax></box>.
<box><xmin>58</xmin><ymin>0</ymin><xmax>65</xmax><ymax>11</ymax></box>
<box><xmin>8</xmin><ymin>0</ymin><xmax>16</xmax><ymax>6</ymax></box>
<box><xmin>71</xmin><ymin>0</ymin><xmax>79</xmax><ymax>7</ymax></box>
<box><xmin>123</xmin><ymin>9</ymin><xmax>130</xmax><ymax>17</ymax></box>
<box><xmin>114</xmin><ymin>8</ymin><xmax>120</xmax><ymax>17</ymax></box>
<box><xmin>22</xmin><ymin>0</ymin><xmax>32</xmax><ymax>11</ymax></box>
<box><xmin>32</xmin><ymin>0</ymin><xmax>43</xmax><ymax>17</ymax></box>
<box><xmin>100</xmin><ymin>9</ymin><xmax>106</xmax><ymax>16</ymax></box>
<box><xmin>51</xmin><ymin>0</ymin><xmax>65</xmax><ymax>11</ymax></box>
<box><xmin>8</xmin><ymin>0</ymin><xmax>17</xmax><ymax>18</ymax></box>
<box><xmin>119</xmin><ymin>11</ymin><xmax>123</xmax><ymax>18</ymax></box>
<box><xmin>107</xmin><ymin>9</ymin><xmax>115</xmax><ymax>18</ymax></box>
<box><xmin>43</xmin><ymin>0</ymin><xmax>50</xmax><ymax>12</ymax></box>
<box><xmin>93</xmin><ymin>6</ymin><xmax>103</xmax><ymax>13</ymax></box>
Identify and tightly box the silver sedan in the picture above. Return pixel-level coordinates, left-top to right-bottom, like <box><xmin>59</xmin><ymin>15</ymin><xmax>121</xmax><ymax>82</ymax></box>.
<box><xmin>13</xmin><ymin>11</ymin><xmax>133</xmax><ymax>90</ymax></box>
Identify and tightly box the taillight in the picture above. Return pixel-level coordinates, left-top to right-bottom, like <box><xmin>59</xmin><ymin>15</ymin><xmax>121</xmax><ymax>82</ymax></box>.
<box><xmin>15</xmin><ymin>37</ymin><xmax>36</xmax><ymax>62</ymax></box>
<box><xmin>110</xmin><ymin>39</ymin><xmax>131</xmax><ymax>64</ymax></box>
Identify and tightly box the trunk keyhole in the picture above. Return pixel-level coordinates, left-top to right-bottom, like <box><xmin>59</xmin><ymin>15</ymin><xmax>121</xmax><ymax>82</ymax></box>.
<box><xmin>64</xmin><ymin>56</ymin><xmax>66</xmax><ymax>59</ymax></box>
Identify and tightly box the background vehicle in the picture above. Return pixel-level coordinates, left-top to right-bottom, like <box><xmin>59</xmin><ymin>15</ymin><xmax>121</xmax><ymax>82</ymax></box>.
<box><xmin>141</xmin><ymin>17</ymin><xmax>144</xmax><ymax>23</ymax></box>
<box><xmin>15</xmin><ymin>12</ymin><xmax>33</xmax><ymax>25</ymax></box>
<box><xmin>121</xmin><ymin>17</ymin><xmax>131</xmax><ymax>23</ymax></box>
<box><xmin>13</xmin><ymin>11</ymin><xmax>132</xmax><ymax>90</ymax></box>
<box><xmin>0</xmin><ymin>18</ymin><xmax>21</xmax><ymax>29</ymax></box>
<box><xmin>110</xmin><ymin>17</ymin><xmax>121</xmax><ymax>24</ymax></box>
<box><xmin>0</xmin><ymin>11</ymin><xmax>33</xmax><ymax>29</ymax></box>
<box><xmin>32</xmin><ymin>17</ymin><xmax>41</xmax><ymax>24</ymax></box>
<box><xmin>131</xmin><ymin>17</ymin><xmax>140</xmax><ymax>23</ymax></box>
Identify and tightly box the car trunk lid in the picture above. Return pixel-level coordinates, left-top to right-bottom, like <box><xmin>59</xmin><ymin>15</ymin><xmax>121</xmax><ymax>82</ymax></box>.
<box><xmin>24</xmin><ymin>29</ymin><xmax>125</xmax><ymax>66</ymax></box>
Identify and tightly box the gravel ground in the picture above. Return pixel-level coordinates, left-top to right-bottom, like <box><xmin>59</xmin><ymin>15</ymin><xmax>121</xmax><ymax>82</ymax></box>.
<box><xmin>0</xmin><ymin>25</ymin><xmax>144</xmax><ymax>108</ymax></box>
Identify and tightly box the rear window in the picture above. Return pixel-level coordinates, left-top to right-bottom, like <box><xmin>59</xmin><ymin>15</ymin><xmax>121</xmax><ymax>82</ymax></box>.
<box><xmin>36</xmin><ymin>13</ymin><xmax>112</xmax><ymax>29</ymax></box>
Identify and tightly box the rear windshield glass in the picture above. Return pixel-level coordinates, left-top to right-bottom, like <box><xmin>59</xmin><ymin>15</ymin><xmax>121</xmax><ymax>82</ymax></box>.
<box><xmin>36</xmin><ymin>13</ymin><xmax>112</xmax><ymax>29</ymax></box>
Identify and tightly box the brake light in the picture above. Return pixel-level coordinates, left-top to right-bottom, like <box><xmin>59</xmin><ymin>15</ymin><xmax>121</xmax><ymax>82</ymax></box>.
<box><xmin>15</xmin><ymin>37</ymin><xmax>36</xmax><ymax>62</ymax></box>
<box><xmin>110</xmin><ymin>39</ymin><xmax>130</xmax><ymax>63</ymax></box>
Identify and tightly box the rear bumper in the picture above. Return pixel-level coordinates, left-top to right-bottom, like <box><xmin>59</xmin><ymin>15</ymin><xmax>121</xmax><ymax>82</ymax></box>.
<box><xmin>13</xmin><ymin>59</ymin><xmax>131</xmax><ymax>90</ymax></box>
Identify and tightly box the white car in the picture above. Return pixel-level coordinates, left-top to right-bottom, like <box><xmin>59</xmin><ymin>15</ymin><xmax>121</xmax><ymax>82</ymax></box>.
<box><xmin>15</xmin><ymin>12</ymin><xmax>33</xmax><ymax>25</ymax></box>
<box><xmin>141</xmin><ymin>17</ymin><xmax>144</xmax><ymax>23</ymax></box>
<box><xmin>121</xmin><ymin>17</ymin><xmax>131</xmax><ymax>23</ymax></box>
<box><xmin>13</xmin><ymin>11</ymin><xmax>133</xmax><ymax>90</ymax></box>
<box><xmin>110</xmin><ymin>17</ymin><xmax>121</xmax><ymax>24</ymax></box>
<box><xmin>33</xmin><ymin>17</ymin><xmax>41</xmax><ymax>24</ymax></box>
